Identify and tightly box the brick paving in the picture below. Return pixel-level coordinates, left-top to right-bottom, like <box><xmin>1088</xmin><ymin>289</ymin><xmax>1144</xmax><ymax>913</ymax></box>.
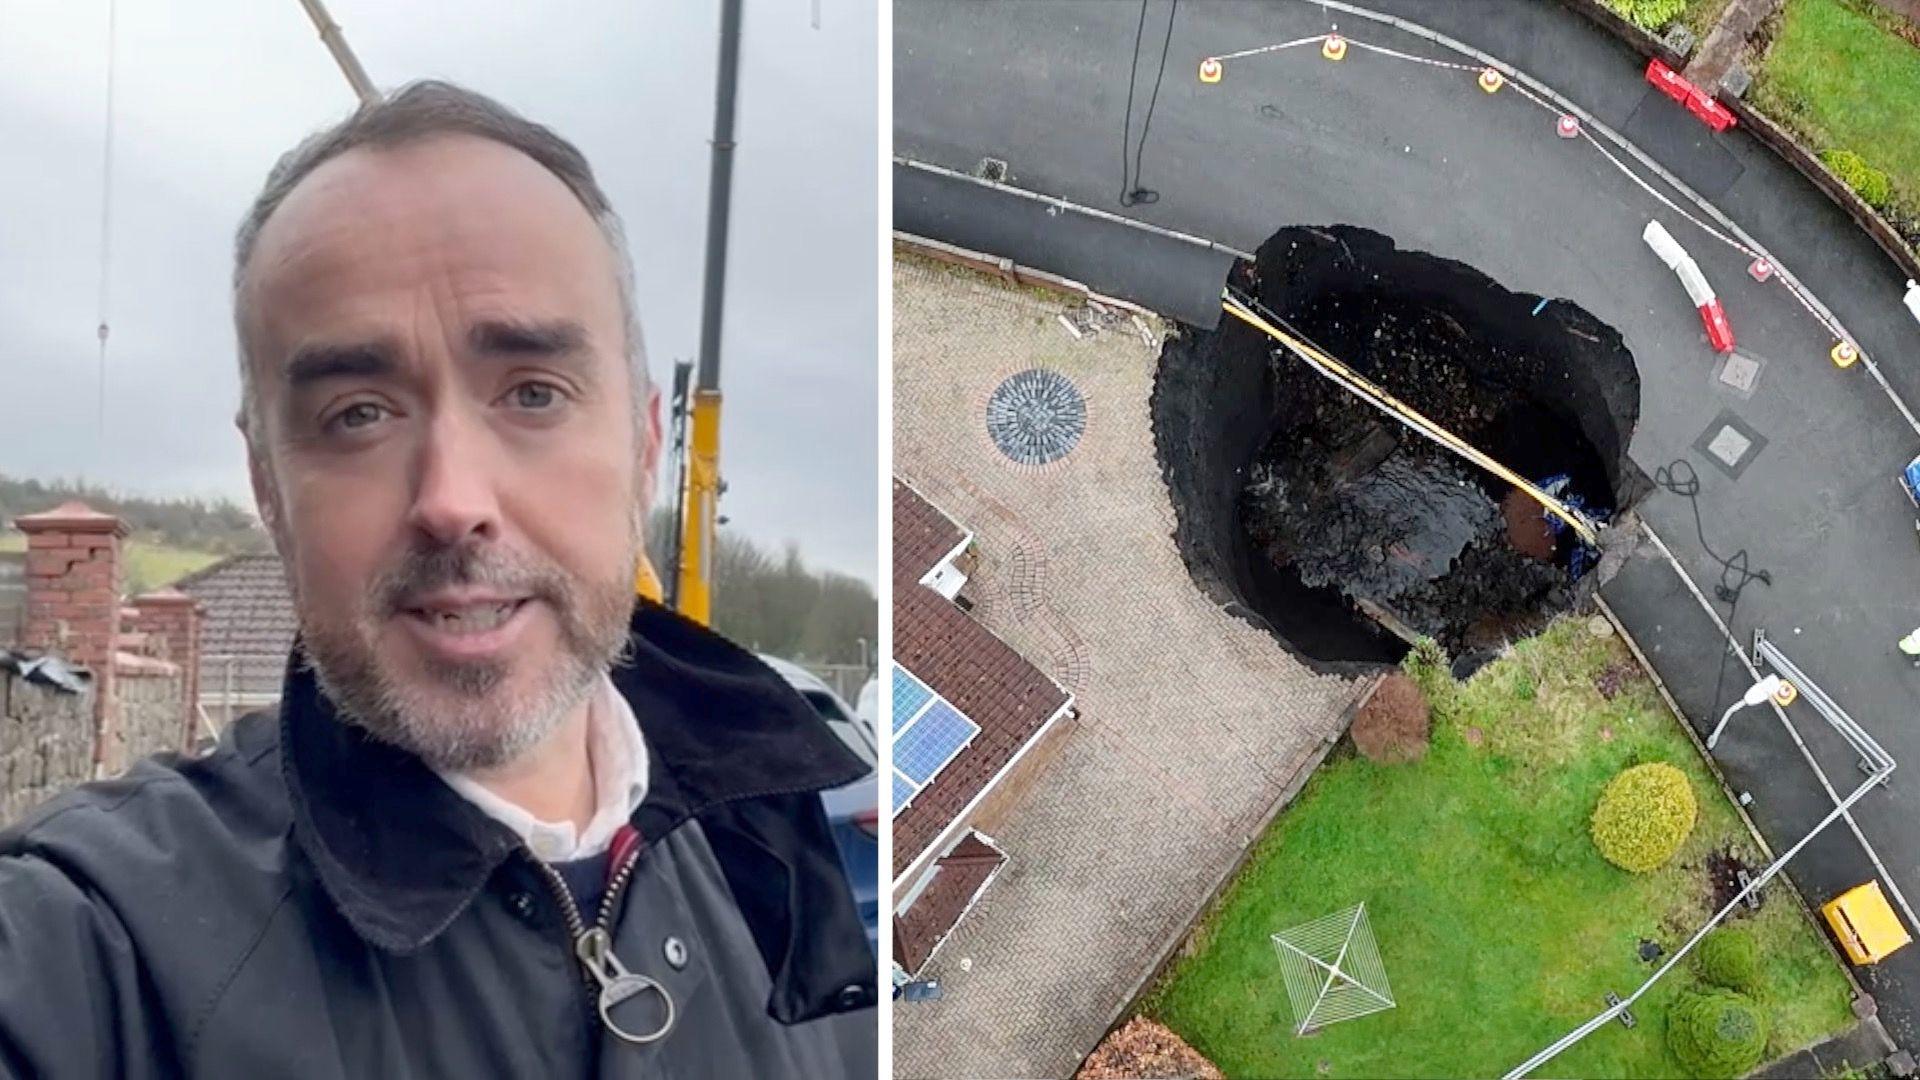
<box><xmin>891</xmin><ymin>258</ymin><xmax>1363</xmax><ymax>1079</ymax></box>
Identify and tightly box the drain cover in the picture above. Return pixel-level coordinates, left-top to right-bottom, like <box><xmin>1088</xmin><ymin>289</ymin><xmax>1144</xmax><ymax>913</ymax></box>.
<box><xmin>1706</xmin><ymin>426</ymin><xmax>1753</xmax><ymax>466</ymax></box>
<box><xmin>1692</xmin><ymin>408</ymin><xmax>1767</xmax><ymax>479</ymax></box>
<box><xmin>1717</xmin><ymin>352</ymin><xmax>1762</xmax><ymax>394</ymax></box>
<box><xmin>986</xmin><ymin>368</ymin><xmax>1085</xmax><ymax>465</ymax></box>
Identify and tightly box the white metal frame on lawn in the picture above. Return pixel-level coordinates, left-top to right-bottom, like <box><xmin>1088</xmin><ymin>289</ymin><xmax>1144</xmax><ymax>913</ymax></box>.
<box><xmin>1272</xmin><ymin>903</ymin><xmax>1396</xmax><ymax>1035</ymax></box>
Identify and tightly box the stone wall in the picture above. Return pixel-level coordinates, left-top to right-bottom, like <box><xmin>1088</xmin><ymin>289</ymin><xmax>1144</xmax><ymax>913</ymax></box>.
<box><xmin>0</xmin><ymin>670</ymin><xmax>96</xmax><ymax>827</ymax></box>
<box><xmin>114</xmin><ymin>664</ymin><xmax>187</xmax><ymax>774</ymax></box>
<box><xmin>3</xmin><ymin>503</ymin><xmax>201</xmax><ymax>819</ymax></box>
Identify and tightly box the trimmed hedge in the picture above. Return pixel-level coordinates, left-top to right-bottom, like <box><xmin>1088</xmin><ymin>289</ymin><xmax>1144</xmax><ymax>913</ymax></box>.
<box><xmin>1695</xmin><ymin>926</ymin><xmax>1763</xmax><ymax>993</ymax></box>
<box><xmin>1591</xmin><ymin>762</ymin><xmax>1697</xmax><ymax>872</ymax></box>
<box><xmin>1667</xmin><ymin>989</ymin><xmax>1768</xmax><ymax>1078</ymax></box>
<box><xmin>1821</xmin><ymin>149</ymin><xmax>1894</xmax><ymax>210</ymax></box>
<box><xmin>1603</xmin><ymin>0</ymin><xmax>1689</xmax><ymax>30</ymax></box>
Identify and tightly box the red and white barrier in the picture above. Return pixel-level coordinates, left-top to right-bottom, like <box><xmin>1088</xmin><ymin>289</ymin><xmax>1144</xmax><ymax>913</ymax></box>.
<box><xmin>1646</xmin><ymin>59</ymin><xmax>1736</xmax><ymax>133</ymax></box>
<box><xmin>1644</xmin><ymin>220</ymin><xmax>1736</xmax><ymax>353</ymax></box>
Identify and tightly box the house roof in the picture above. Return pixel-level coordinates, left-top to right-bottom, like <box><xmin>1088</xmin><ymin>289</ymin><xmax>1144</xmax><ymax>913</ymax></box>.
<box><xmin>176</xmin><ymin>553</ymin><xmax>296</xmax><ymax>697</ymax></box>
<box><xmin>892</xmin><ymin>478</ymin><xmax>1069</xmax><ymax>878</ymax></box>
<box><xmin>894</xmin><ymin>831</ymin><xmax>1006</xmax><ymax>974</ymax></box>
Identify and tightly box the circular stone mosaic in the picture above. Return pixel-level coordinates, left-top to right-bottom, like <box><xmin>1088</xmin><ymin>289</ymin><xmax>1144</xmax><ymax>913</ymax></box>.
<box><xmin>986</xmin><ymin>368</ymin><xmax>1086</xmax><ymax>465</ymax></box>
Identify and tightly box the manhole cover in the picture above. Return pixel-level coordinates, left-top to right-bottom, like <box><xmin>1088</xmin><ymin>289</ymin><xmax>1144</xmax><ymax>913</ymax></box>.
<box><xmin>1706</xmin><ymin>425</ymin><xmax>1753</xmax><ymax>467</ymax></box>
<box><xmin>1692</xmin><ymin>407</ymin><xmax>1768</xmax><ymax>479</ymax></box>
<box><xmin>986</xmin><ymin>368</ymin><xmax>1085</xmax><ymax>465</ymax></box>
<box><xmin>977</xmin><ymin>157</ymin><xmax>1009</xmax><ymax>183</ymax></box>
<box><xmin>1718</xmin><ymin>352</ymin><xmax>1762</xmax><ymax>394</ymax></box>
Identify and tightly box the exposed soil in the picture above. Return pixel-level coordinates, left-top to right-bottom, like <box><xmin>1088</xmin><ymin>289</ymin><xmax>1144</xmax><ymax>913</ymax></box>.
<box><xmin>1594</xmin><ymin>659</ymin><xmax>1642</xmax><ymax>700</ymax></box>
<box><xmin>1153</xmin><ymin>225</ymin><xmax>1645</xmax><ymax>670</ymax></box>
<box><xmin>1707</xmin><ymin>848</ymin><xmax>1765</xmax><ymax>914</ymax></box>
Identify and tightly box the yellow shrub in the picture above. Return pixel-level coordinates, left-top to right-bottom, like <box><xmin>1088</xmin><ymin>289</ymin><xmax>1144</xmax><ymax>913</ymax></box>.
<box><xmin>1591</xmin><ymin>762</ymin><xmax>1697</xmax><ymax>872</ymax></box>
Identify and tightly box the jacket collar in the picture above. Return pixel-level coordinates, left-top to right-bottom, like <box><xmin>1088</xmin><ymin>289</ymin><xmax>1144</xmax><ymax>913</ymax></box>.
<box><xmin>280</xmin><ymin>600</ymin><xmax>867</xmax><ymax>958</ymax></box>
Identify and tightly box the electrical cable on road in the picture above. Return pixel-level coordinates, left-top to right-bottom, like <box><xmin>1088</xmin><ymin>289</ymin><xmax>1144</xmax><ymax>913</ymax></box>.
<box><xmin>1653</xmin><ymin>458</ymin><xmax>1773</xmax><ymax>770</ymax></box>
<box><xmin>1653</xmin><ymin>460</ymin><xmax>1772</xmax><ymax>606</ymax></box>
<box><xmin>1118</xmin><ymin>0</ymin><xmax>1178</xmax><ymax>207</ymax></box>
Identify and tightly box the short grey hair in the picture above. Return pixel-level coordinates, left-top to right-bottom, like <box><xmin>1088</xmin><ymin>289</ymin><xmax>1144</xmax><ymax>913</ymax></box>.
<box><xmin>232</xmin><ymin>80</ymin><xmax>646</xmax><ymax>437</ymax></box>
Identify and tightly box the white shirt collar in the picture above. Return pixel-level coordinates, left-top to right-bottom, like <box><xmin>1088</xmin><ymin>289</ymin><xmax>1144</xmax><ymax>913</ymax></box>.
<box><xmin>435</xmin><ymin>672</ymin><xmax>649</xmax><ymax>863</ymax></box>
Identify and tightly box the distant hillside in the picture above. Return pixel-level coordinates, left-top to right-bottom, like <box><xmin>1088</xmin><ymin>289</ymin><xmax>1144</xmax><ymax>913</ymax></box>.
<box><xmin>0</xmin><ymin>475</ymin><xmax>270</xmax><ymax>556</ymax></box>
<box><xmin>0</xmin><ymin>477</ymin><xmax>874</xmax><ymax>663</ymax></box>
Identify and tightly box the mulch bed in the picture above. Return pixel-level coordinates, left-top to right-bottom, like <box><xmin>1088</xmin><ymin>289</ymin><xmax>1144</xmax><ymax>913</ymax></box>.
<box><xmin>1078</xmin><ymin>1018</ymin><xmax>1225</xmax><ymax>1080</ymax></box>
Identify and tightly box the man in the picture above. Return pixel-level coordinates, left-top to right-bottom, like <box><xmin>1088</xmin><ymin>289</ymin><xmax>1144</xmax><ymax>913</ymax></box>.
<box><xmin>0</xmin><ymin>82</ymin><xmax>875</xmax><ymax>1077</ymax></box>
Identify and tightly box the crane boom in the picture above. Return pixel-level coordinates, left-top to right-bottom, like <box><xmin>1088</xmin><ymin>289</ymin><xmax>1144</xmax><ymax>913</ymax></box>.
<box><xmin>673</xmin><ymin>0</ymin><xmax>744</xmax><ymax>627</ymax></box>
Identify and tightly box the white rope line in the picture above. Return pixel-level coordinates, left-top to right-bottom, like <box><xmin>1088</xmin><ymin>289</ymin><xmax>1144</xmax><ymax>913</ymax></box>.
<box><xmin>1212</xmin><ymin>35</ymin><xmax>1326</xmax><ymax>62</ymax></box>
<box><xmin>1211</xmin><ymin>25</ymin><xmax>1885</xmax><ymax>388</ymax></box>
<box><xmin>1343</xmin><ymin>37</ymin><xmax>1479</xmax><ymax>72</ymax></box>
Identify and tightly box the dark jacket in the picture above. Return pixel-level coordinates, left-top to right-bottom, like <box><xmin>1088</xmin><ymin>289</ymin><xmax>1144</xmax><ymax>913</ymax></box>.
<box><xmin>0</xmin><ymin>603</ymin><xmax>877</xmax><ymax>1078</ymax></box>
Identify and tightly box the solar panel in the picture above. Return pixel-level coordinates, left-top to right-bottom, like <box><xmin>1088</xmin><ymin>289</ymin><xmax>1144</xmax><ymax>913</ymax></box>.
<box><xmin>891</xmin><ymin>664</ymin><xmax>936</xmax><ymax>734</ymax></box>
<box><xmin>895</xmin><ymin>701</ymin><xmax>979</xmax><ymax>787</ymax></box>
<box><xmin>891</xmin><ymin>770</ymin><xmax>917</xmax><ymax>814</ymax></box>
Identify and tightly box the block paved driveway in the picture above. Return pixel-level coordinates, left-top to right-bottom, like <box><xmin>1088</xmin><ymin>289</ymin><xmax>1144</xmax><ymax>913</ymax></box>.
<box><xmin>891</xmin><ymin>259</ymin><xmax>1361</xmax><ymax>1079</ymax></box>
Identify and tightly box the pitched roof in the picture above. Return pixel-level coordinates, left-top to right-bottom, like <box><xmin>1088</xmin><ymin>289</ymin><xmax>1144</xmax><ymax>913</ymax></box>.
<box><xmin>176</xmin><ymin>553</ymin><xmax>296</xmax><ymax>697</ymax></box>
<box><xmin>895</xmin><ymin>478</ymin><xmax>967</xmax><ymax>580</ymax></box>
<box><xmin>894</xmin><ymin>831</ymin><xmax>1006</xmax><ymax>974</ymax></box>
<box><xmin>892</xmin><ymin>479</ymin><xmax>1069</xmax><ymax>877</ymax></box>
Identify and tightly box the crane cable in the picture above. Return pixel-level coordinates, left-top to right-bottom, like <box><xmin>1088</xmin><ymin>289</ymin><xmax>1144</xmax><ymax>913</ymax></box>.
<box><xmin>1221</xmin><ymin>288</ymin><xmax>1603</xmax><ymax>548</ymax></box>
<box><xmin>95</xmin><ymin>0</ymin><xmax>119</xmax><ymax>449</ymax></box>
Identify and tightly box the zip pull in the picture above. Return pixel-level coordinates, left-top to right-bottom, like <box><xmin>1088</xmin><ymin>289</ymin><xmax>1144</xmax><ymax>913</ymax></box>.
<box><xmin>575</xmin><ymin>926</ymin><xmax>676</xmax><ymax>1044</ymax></box>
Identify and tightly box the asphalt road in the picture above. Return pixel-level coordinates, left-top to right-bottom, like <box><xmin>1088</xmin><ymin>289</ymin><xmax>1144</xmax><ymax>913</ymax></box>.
<box><xmin>896</xmin><ymin>0</ymin><xmax>1920</xmax><ymax>1067</ymax></box>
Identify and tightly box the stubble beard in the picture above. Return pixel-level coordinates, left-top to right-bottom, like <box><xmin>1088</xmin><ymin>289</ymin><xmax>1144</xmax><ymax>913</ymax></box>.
<box><xmin>296</xmin><ymin>528</ymin><xmax>640</xmax><ymax>772</ymax></box>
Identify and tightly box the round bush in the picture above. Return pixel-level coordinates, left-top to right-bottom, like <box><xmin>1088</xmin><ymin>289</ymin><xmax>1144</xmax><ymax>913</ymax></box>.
<box><xmin>1667</xmin><ymin>989</ymin><xmax>1768</xmax><ymax>1079</ymax></box>
<box><xmin>1695</xmin><ymin>926</ymin><xmax>1762</xmax><ymax>993</ymax></box>
<box><xmin>1821</xmin><ymin>148</ymin><xmax>1894</xmax><ymax>209</ymax></box>
<box><xmin>1591</xmin><ymin>762</ymin><xmax>1697</xmax><ymax>872</ymax></box>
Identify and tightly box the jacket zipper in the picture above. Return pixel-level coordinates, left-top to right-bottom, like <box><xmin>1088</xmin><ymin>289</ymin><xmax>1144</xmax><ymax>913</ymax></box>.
<box><xmin>530</xmin><ymin>824</ymin><xmax>672</xmax><ymax>1043</ymax></box>
<box><xmin>531</xmin><ymin>824</ymin><xmax>645</xmax><ymax>957</ymax></box>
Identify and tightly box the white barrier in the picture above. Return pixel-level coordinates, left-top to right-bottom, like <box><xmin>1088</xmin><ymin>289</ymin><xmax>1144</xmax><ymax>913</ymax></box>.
<box><xmin>1643</xmin><ymin>220</ymin><xmax>1735</xmax><ymax>353</ymax></box>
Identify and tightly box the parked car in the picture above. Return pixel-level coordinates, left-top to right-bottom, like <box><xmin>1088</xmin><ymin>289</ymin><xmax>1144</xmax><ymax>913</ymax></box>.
<box><xmin>760</xmin><ymin>655</ymin><xmax>878</xmax><ymax>953</ymax></box>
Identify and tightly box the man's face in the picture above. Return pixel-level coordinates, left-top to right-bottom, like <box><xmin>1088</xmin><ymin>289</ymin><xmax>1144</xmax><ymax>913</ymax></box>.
<box><xmin>240</xmin><ymin>134</ymin><xmax>660</xmax><ymax>770</ymax></box>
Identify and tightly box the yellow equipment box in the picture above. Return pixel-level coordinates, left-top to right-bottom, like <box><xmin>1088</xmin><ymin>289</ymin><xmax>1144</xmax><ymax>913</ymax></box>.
<box><xmin>1822</xmin><ymin>881</ymin><xmax>1911</xmax><ymax>965</ymax></box>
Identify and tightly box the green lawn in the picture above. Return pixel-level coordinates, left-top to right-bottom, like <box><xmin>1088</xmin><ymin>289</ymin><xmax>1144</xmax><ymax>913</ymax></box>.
<box><xmin>0</xmin><ymin>532</ymin><xmax>222</xmax><ymax>594</ymax></box>
<box><xmin>1751</xmin><ymin>0</ymin><xmax>1920</xmax><ymax>215</ymax></box>
<box><xmin>1143</xmin><ymin>619</ymin><xmax>1854</xmax><ymax>1078</ymax></box>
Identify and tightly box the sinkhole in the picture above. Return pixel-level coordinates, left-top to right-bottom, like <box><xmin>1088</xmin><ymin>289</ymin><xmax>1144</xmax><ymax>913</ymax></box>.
<box><xmin>1153</xmin><ymin>225</ymin><xmax>1646</xmax><ymax>673</ymax></box>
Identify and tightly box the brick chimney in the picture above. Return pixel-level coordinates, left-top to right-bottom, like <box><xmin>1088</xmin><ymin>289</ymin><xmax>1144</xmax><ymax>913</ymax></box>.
<box><xmin>15</xmin><ymin>501</ymin><xmax>129</xmax><ymax>767</ymax></box>
<box><xmin>128</xmin><ymin>587</ymin><xmax>205</xmax><ymax>750</ymax></box>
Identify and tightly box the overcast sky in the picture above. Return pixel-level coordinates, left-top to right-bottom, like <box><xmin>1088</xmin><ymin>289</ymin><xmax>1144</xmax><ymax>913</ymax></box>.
<box><xmin>0</xmin><ymin>0</ymin><xmax>878</xmax><ymax>584</ymax></box>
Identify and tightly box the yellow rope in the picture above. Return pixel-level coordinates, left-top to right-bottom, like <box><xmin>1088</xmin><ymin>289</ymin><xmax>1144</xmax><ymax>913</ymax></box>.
<box><xmin>1222</xmin><ymin>291</ymin><xmax>1602</xmax><ymax>547</ymax></box>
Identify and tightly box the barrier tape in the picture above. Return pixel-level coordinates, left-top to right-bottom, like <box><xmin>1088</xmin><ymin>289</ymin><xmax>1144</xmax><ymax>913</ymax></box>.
<box><xmin>1222</xmin><ymin>289</ymin><xmax>1603</xmax><ymax>547</ymax></box>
